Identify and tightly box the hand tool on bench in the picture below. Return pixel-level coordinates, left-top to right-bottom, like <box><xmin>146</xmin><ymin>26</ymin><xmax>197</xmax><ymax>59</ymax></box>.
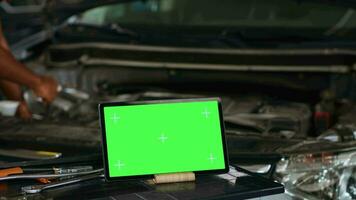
<box><xmin>0</xmin><ymin>166</ymin><xmax>93</xmax><ymax>178</ymax></box>
<box><xmin>0</xmin><ymin>169</ymin><xmax>103</xmax><ymax>181</ymax></box>
<box><xmin>22</xmin><ymin>173</ymin><xmax>104</xmax><ymax>194</ymax></box>
<box><xmin>0</xmin><ymin>148</ymin><xmax>62</xmax><ymax>160</ymax></box>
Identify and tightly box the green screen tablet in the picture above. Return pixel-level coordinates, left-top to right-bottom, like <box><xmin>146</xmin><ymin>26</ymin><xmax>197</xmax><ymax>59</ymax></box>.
<box><xmin>99</xmin><ymin>98</ymin><xmax>229</xmax><ymax>181</ymax></box>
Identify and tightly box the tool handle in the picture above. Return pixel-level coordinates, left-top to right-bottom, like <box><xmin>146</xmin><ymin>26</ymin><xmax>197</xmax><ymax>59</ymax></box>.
<box><xmin>0</xmin><ymin>167</ymin><xmax>23</xmax><ymax>177</ymax></box>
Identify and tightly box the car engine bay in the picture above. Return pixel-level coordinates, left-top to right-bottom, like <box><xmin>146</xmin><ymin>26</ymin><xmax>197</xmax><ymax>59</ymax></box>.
<box><xmin>1</xmin><ymin>46</ymin><xmax>356</xmax><ymax>199</ymax></box>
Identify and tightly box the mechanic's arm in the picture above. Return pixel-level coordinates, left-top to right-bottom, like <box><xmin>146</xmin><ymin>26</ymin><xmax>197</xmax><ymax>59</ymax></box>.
<box><xmin>0</xmin><ymin>22</ymin><xmax>9</xmax><ymax>50</ymax></box>
<box><xmin>0</xmin><ymin>22</ymin><xmax>58</xmax><ymax>103</ymax></box>
<box><xmin>0</xmin><ymin>23</ymin><xmax>32</xmax><ymax>119</ymax></box>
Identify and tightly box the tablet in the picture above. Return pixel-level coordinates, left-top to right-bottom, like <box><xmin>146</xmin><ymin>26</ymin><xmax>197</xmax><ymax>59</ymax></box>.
<box><xmin>99</xmin><ymin>98</ymin><xmax>229</xmax><ymax>181</ymax></box>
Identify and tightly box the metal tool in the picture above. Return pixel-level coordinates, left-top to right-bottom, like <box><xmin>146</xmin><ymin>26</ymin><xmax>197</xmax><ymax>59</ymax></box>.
<box><xmin>0</xmin><ymin>169</ymin><xmax>103</xmax><ymax>181</ymax></box>
<box><xmin>0</xmin><ymin>148</ymin><xmax>62</xmax><ymax>160</ymax></box>
<box><xmin>0</xmin><ymin>154</ymin><xmax>101</xmax><ymax>169</ymax></box>
<box><xmin>22</xmin><ymin>173</ymin><xmax>104</xmax><ymax>194</ymax></box>
<box><xmin>0</xmin><ymin>165</ymin><xmax>93</xmax><ymax>178</ymax></box>
<box><xmin>53</xmin><ymin>166</ymin><xmax>93</xmax><ymax>174</ymax></box>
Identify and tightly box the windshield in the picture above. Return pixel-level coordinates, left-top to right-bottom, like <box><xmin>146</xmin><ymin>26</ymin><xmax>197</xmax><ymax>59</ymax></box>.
<box><xmin>71</xmin><ymin>0</ymin><xmax>356</xmax><ymax>45</ymax></box>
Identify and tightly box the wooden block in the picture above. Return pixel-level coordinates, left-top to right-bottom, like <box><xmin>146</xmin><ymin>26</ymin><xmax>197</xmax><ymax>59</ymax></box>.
<box><xmin>153</xmin><ymin>172</ymin><xmax>195</xmax><ymax>184</ymax></box>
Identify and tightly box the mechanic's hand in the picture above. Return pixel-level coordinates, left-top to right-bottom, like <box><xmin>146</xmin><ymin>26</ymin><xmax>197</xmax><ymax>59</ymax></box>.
<box><xmin>33</xmin><ymin>76</ymin><xmax>58</xmax><ymax>104</ymax></box>
<box><xmin>16</xmin><ymin>101</ymin><xmax>32</xmax><ymax>120</ymax></box>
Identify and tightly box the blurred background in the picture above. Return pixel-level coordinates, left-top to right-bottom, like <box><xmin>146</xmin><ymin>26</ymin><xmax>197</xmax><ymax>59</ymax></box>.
<box><xmin>0</xmin><ymin>0</ymin><xmax>356</xmax><ymax>199</ymax></box>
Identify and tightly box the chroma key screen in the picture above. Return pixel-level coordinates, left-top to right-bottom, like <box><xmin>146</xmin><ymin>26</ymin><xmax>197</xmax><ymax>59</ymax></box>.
<box><xmin>102</xmin><ymin>100</ymin><xmax>227</xmax><ymax>178</ymax></box>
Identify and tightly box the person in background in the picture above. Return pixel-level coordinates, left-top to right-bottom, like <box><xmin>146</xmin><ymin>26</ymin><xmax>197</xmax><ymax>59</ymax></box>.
<box><xmin>0</xmin><ymin>20</ymin><xmax>58</xmax><ymax>120</ymax></box>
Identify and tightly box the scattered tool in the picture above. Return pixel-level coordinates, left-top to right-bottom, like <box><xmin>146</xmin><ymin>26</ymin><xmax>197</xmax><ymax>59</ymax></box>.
<box><xmin>0</xmin><ymin>169</ymin><xmax>103</xmax><ymax>181</ymax></box>
<box><xmin>22</xmin><ymin>173</ymin><xmax>104</xmax><ymax>194</ymax></box>
<box><xmin>0</xmin><ymin>167</ymin><xmax>23</xmax><ymax>177</ymax></box>
<box><xmin>0</xmin><ymin>154</ymin><xmax>101</xmax><ymax>169</ymax></box>
<box><xmin>0</xmin><ymin>166</ymin><xmax>93</xmax><ymax>178</ymax></box>
<box><xmin>0</xmin><ymin>148</ymin><xmax>62</xmax><ymax>160</ymax></box>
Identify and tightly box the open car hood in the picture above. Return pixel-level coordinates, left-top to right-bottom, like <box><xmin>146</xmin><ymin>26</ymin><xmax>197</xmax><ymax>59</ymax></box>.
<box><xmin>2</xmin><ymin>0</ymin><xmax>356</xmax><ymax>59</ymax></box>
<box><xmin>0</xmin><ymin>0</ymin><xmax>136</xmax><ymax>57</ymax></box>
<box><xmin>0</xmin><ymin>0</ymin><xmax>135</xmax><ymax>20</ymax></box>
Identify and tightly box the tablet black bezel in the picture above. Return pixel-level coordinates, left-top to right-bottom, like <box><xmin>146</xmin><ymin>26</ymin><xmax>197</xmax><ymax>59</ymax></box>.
<box><xmin>99</xmin><ymin>98</ymin><xmax>229</xmax><ymax>182</ymax></box>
